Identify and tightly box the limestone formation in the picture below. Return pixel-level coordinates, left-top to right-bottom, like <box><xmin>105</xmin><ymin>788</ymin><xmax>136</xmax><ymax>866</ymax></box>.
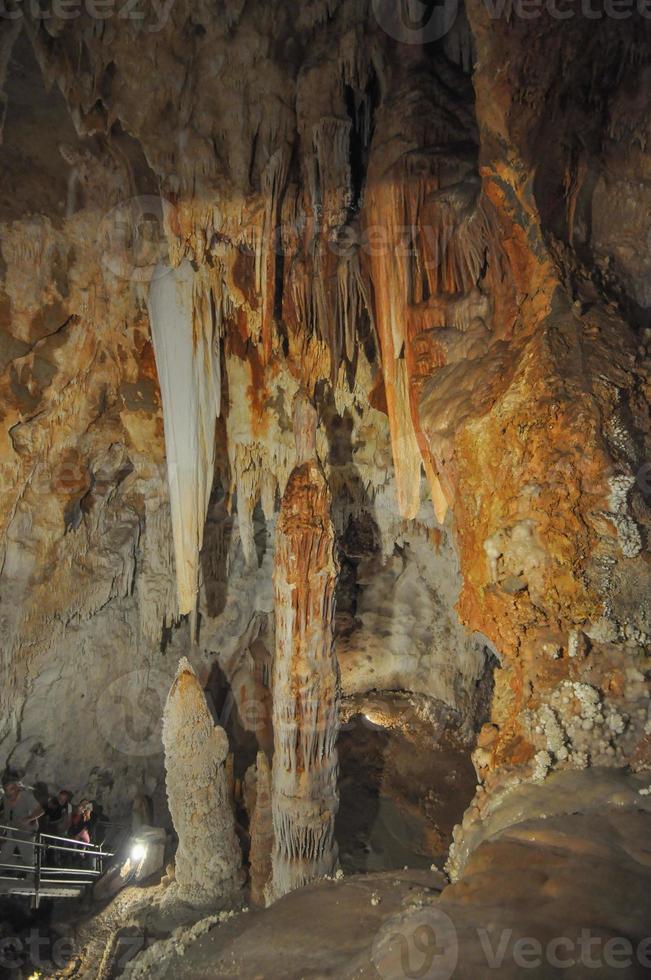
<box><xmin>249</xmin><ymin>751</ymin><xmax>274</xmax><ymax>907</ymax></box>
<box><xmin>148</xmin><ymin>260</ymin><xmax>221</xmax><ymax>617</ymax></box>
<box><xmin>269</xmin><ymin>394</ymin><xmax>341</xmax><ymax>900</ymax></box>
<box><xmin>0</xmin><ymin>1</ymin><xmax>648</xmax><ymax>963</ymax></box>
<box><xmin>162</xmin><ymin>657</ymin><xmax>241</xmax><ymax>908</ymax></box>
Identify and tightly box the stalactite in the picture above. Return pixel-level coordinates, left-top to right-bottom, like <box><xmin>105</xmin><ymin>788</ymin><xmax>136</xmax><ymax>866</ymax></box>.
<box><xmin>443</xmin><ymin>7</ymin><xmax>475</xmax><ymax>75</ymax></box>
<box><xmin>289</xmin><ymin>116</ymin><xmax>359</xmax><ymax>380</ymax></box>
<box><xmin>224</xmin><ymin>349</ymin><xmax>302</xmax><ymax>566</ymax></box>
<box><xmin>162</xmin><ymin>657</ymin><xmax>242</xmax><ymax>909</ymax></box>
<box><xmin>136</xmin><ymin>487</ymin><xmax>177</xmax><ymax>644</ymax></box>
<box><xmin>365</xmin><ymin>182</ymin><xmax>425</xmax><ymax>521</ymax></box>
<box><xmin>418</xmin><ymin>184</ymin><xmax>497</xmax><ymax>299</ymax></box>
<box><xmin>229</xmin><ymin>440</ymin><xmax>295</xmax><ymax>567</ymax></box>
<box><xmin>260</xmin><ymin>144</ymin><xmax>292</xmax><ymax>361</ymax></box>
<box><xmin>0</xmin><ymin>21</ymin><xmax>22</xmax><ymax>145</ymax></box>
<box><xmin>564</xmin><ymin>153</ymin><xmax>588</xmax><ymax>246</ymax></box>
<box><xmin>337</xmin><ymin>248</ymin><xmax>374</xmax><ymax>364</ymax></box>
<box><xmin>364</xmin><ymin>169</ymin><xmax>503</xmax><ymax>523</ymax></box>
<box><xmin>311</xmin><ymin>117</ymin><xmax>352</xmax><ymax>231</ymax></box>
<box><xmin>268</xmin><ymin>393</ymin><xmax>340</xmax><ymax>902</ymax></box>
<box><xmin>147</xmin><ymin>259</ymin><xmax>221</xmax><ymax>616</ymax></box>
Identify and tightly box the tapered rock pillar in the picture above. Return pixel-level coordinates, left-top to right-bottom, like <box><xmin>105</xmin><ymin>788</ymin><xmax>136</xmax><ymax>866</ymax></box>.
<box><xmin>162</xmin><ymin>657</ymin><xmax>241</xmax><ymax>908</ymax></box>
<box><xmin>268</xmin><ymin>393</ymin><xmax>340</xmax><ymax>901</ymax></box>
<box><xmin>249</xmin><ymin>751</ymin><xmax>274</xmax><ymax>906</ymax></box>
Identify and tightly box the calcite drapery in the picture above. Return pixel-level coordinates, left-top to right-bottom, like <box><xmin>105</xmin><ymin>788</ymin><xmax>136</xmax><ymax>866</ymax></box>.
<box><xmin>268</xmin><ymin>394</ymin><xmax>340</xmax><ymax>901</ymax></box>
<box><xmin>162</xmin><ymin>657</ymin><xmax>241</xmax><ymax>908</ymax></box>
<box><xmin>147</xmin><ymin>259</ymin><xmax>221</xmax><ymax>616</ymax></box>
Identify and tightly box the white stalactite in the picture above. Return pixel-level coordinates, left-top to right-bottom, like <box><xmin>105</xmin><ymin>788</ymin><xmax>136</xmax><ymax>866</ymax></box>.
<box><xmin>147</xmin><ymin>259</ymin><xmax>221</xmax><ymax>615</ymax></box>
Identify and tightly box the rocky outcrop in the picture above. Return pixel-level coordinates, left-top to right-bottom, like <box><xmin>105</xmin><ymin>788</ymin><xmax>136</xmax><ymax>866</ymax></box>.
<box><xmin>431</xmin><ymin>1</ymin><xmax>651</xmax><ymax>803</ymax></box>
<box><xmin>162</xmin><ymin>657</ymin><xmax>241</xmax><ymax>908</ymax></box>
<box><xmin>269</xmin><ymin>394</ymin><xmax>341</xmax><ymax>900</ymax></box>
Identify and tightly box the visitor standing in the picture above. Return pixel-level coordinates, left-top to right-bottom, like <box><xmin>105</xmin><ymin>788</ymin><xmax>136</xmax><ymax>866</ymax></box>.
<box><xmin>0</xmin><ymin>777</ymin><xmax>44</xmax><ymax>875</ymax></box>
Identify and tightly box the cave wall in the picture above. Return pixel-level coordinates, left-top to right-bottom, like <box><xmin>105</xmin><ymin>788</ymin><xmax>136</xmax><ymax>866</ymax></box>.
<box><xmin>448</xmin><ymin>3</ymin><xmax>651</xmax><ymax>807</ymax></box>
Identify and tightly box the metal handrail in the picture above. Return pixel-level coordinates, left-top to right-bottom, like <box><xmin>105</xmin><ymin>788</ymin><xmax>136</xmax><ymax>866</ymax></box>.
<box><xmin>40</xmin><ymin>829</ymin><xmax>99</xmax><ymax>848</ymax></box>
<box><xmin>0</xmin><ymin>823</ymin><xmax>113</xmax><ymax>907</ymax></box>
<box><xmin>40</xmin><ymin>866</ymin><xmax>102</xmax><ymax>875</ymax></box>
<box><xmin>0</xmin><ymin>825</ymin><xmax>113</xmax><ymax>857</ymax></box>
<box><xmin>40</xmin><ymin>842</ymin><xmax>114</xmax><ymax>858</ymax></box>
<box><xmin>1</xmin><ymin>824</ymin><xmax>101</xmax><ymax>848</ymax></box>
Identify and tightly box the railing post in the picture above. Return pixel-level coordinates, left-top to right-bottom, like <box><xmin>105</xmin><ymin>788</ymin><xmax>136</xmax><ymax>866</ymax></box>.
<box><xmin>32</xmin><ymin>833</ymin><xmax>41</xmax><ymax>910</ymax></box>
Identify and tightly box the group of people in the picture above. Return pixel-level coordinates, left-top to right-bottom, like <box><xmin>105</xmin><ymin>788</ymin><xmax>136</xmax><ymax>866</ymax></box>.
<box><xmin>0</xmin><ymin>774</ymin><xmax>97</xmax><ymax>874</ymax></box>
<box><xmin>42</xmin><ymin>789</ymin><xmax>97</xmax><ymax>844</ymax></box>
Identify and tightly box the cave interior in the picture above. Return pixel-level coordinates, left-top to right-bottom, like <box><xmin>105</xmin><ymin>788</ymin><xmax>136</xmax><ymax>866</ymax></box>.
<box><xmin>0</xmin><ymin>0</ymin><xmax>650</xmax><ymax>976</ymax></box>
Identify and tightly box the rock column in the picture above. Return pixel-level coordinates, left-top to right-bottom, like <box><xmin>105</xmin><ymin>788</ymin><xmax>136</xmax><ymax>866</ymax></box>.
<box><xmin>249</xmin><ymin>751</ymin><xmax>274</xmax><ymax>906</ymax></box>
<box><xmin>268</xmin><ymin>393</ymin><xmax>340</xmax><ymax>900</ymax></box>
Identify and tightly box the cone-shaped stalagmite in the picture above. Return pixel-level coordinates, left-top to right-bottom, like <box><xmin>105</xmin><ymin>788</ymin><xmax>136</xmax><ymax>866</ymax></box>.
<box><xmin>162</xmin><ymin>657</ymin><xmax>241</xmax><ymax>908</ymax></box>
<box><xmin>268</xmin><ymin>393</ymin><xmax>340</xmax><ymax>901</ymax></box>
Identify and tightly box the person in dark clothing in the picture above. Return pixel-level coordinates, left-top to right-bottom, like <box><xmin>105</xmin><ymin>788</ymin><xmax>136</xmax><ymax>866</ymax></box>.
<box><xmin>39</xmin><ymin>789</ymin><xmax>73</xmax><ymax>866</ymax></box>
<box><xmin>45</xmin><ymin>790</ymin><xmax>73</xmax><ymax>835</ymax></box>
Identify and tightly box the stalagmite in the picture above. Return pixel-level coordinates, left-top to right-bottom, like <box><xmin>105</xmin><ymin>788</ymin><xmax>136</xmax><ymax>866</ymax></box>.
<box><xmin>147</xmin><ymin>260</ymin><xmax>221</xmax><ymax>616</ymax></box>
<box><xmin>268</xmin><ymin>392</ymin><xmax>340</xmax><ymax>901</ymax></box>
<box><xmin>162</xmin><ymin>657</ymin><xmax>241</xmax><ymax>908</ymax></box>
<box><xmin>249</xmin><ymin>750</ymin><xmax>274</xmax><ymax>906</ymax></box>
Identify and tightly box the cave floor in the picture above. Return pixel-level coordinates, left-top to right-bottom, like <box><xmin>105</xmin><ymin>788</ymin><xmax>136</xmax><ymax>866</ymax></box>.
<box><xmin>123</xmin><ymin>800</ymin><xmax>651</xmax><ymax>980</ymax></box>
<box><xmin>168</xmin><ymin>868</ymin><xmax>447</xmax><ymax>980</ymax></box>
